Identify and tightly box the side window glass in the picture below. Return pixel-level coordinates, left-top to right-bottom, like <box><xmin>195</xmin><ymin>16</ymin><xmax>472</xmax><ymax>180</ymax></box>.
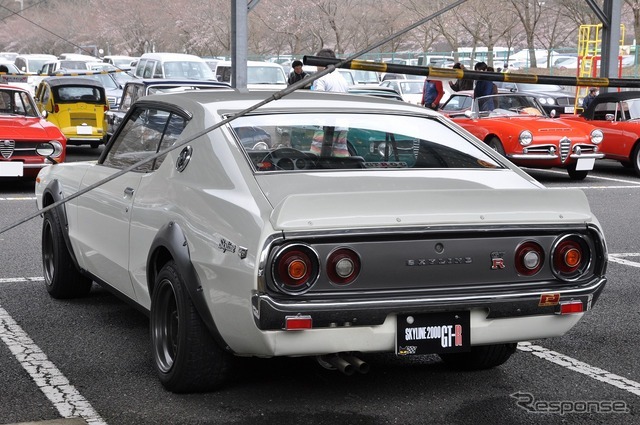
<box><xmin>153</xmin><ymin>61</ymin><xmax>163</xmax><ymax>78</ymax></box>
<box><xmin>153</xmin><ymin>114</ymin><xmax>187</xmax><ymax>170</ymax></box>
<box><xmin>103</xmin><ymin>107</ymin><xmax>189</xmax><ymax>172</ymax></box>
<box><xmin>143</xmin><ymin>60</ymin><xmax>155</xmax><ymax>78</ymax></box>
<box><xmin>103</xmin><ymin>107</ymin><xmax>167</xmax><ymax>172</ymax></box>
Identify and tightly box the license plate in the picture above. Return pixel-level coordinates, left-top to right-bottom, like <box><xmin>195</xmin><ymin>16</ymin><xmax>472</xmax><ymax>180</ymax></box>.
<box><xmin>0</xmin><ymin>161</ymin><xmax>24</xmax><ymax>177</ymax></box>
<box><xmin>575</xmin><ymin>157</ymin><xmax>595</xmax><ymax>171</ymax></box>
<box><xmin>564</xmin><ymin>106</ymin><xmax>575</xmax><ymax>114</ymax></box>
<box><xmin>77</xmin><ymin>125</ymin><xmax>93</xmax><ymax>135</ymax></box>
<box><xmin>396</xmin><ymin>311</ymin><xmax>470</xmax><ymax>355</ymax></box>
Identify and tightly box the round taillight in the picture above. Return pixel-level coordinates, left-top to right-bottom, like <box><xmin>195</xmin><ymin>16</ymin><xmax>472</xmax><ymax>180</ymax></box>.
<box><xmin>272</xmin><ymin>244</ymin><xmax>319</xmax><ymax>294</ymax></box>
<box><xmin>552</xmin><ymin>235</ymin><xmax>590</xmax><ymax>280</ymax></box>
<box><xmin>327</xmin><ymin>248</ymin><xmax>360</xmax><ymax>285</ymax></box>
<box><xmin>515</xmin><ymin>241</ymin><xmax>544</xmax><ymax>276</ymax></box>
<box><xmin>54</xmin><ymin>104</ymin><xmax>59</xmax><ymax>113</ymax></box>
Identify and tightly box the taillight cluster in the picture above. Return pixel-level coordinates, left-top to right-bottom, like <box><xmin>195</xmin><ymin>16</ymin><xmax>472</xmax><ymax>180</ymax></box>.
<box><xmin>271</xmin><ymin>244</ymin><xmax>361</xmax><ymax>294</ymax></box>
<box><xmin>514</xmin><ymin>234</ymin><xmax>591</xmax><ymax>281</ymax></box>
<box><xmin>551</xmin><ymin>235</ymin><xmax>590</xmax><ymax>280</ymax></box>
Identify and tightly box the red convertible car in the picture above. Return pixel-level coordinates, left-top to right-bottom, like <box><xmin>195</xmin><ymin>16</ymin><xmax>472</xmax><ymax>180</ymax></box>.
<box><xmin>0</xmin><ymin>84</ymin><xmax>66</xmax><ymax>178</ymax></box>
<box><xmin>441</xmin><ymin>92</ymin><xmax>604</xmax><ymax>180</ymax></box>
<box><xmin>561</xmin><ymin>91</ymin><xmax>640</xmax><ymax>175</ymax></box>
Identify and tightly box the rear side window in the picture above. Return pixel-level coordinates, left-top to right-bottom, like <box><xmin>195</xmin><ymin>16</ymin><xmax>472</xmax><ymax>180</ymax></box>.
<box><xmin>103</xmin><ymin>106</ymin><xmax>188</xmax><ymax>172</ymax></box>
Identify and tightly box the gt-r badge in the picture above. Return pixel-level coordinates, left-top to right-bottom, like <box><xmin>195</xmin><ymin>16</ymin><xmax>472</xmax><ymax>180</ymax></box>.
<box><xmin>490</xmin><ymin>252</ymin><xmax>506</xmax><ymax>269</ymax></box>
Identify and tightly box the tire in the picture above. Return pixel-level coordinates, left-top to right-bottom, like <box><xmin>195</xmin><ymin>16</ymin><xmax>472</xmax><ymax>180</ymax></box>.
<box><xmin>487</xmin><ymin>137</ymin><xmax>505</xmax><ymax>156</ymax></box>
<box><xmin>438</xmin><ymin>343</ymin><xmax>517</xmax><ymax>370</ymax></box>
<box><xmin>89</xmin><ymin>142</ymin><xmax>99</xmax><ymax>149</ymax></box>
<box><xmin>42</xmin><ymin>208</ymin><xmax>93</xmax><ymax>299</ymax></box>
<box><xmin>150</xmin><ymin>261</ymin><xmax>231</xmax><ymax>393</ymax></box>
<box><xmin>632</xmin><ymin>143</ymin><xmax>640</xmax><ymax>176</ymax></box>
<box><xmin>567</xmin><ymin>163</ymin><xmax>588</xmax><ymax>180</ymax></box>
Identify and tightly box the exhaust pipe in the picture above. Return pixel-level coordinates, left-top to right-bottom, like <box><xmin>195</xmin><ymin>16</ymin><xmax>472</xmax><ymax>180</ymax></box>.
<box><xmin>319</xmin><ymin>354</ymin><xmax>355</xmax><ymax>375</ymax></box>
<box><xmin>317</xmin><ymin>352</ymin><xmax>369</xmax><ymax>375</ymax></box>
<box><xmin>340</xmin><ymin>352</ymin><xmax>370</xmax><ymax>374</ymax></box>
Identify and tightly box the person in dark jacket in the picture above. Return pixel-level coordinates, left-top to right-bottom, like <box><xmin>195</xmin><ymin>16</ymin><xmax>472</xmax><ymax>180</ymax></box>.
<box><xmin>287</xmin><ymin>60</ymin><xmax>308</xmax><ymax>86</ymax></box>
<box><xmin>473</xmin><ymin>62</ymin><xmax>494</xmax><ymax>111</ymax></box>
<box><xmin>582</xmin><ymin>87</ymin><xmax>598</xmax><ymax>110</ymax></box>
<box><xmin>449</xmin><ymin>62</ymin><xmax>473</xmax><ymax>92</ymax></box>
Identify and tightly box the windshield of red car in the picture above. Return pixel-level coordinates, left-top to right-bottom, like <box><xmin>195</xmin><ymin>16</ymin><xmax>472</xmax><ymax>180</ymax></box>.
<box><xmin>231</xmin><ymin>113</ymin><xmax>503</xmax><ymax>172</ymax></box>
<box><xmin>0</xmin><ymin>89</ymin><xmax>38</xmax><ymax>117</ymax></box>
<box><xmin>474</xmin><ymin>94</ymin><xmax>546</xmax><ymax>117</ymax></box>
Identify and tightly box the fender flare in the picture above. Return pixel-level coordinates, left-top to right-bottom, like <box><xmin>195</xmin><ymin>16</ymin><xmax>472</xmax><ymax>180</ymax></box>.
<box><xmin>147</xmin><ymin>221</ymin><xmax>232</xmax><ymax>353</ymax></box>
<box><xmin>41</xmin><ymin>179</ymin><xmax>83</xmax><ymax>272</ymax></box>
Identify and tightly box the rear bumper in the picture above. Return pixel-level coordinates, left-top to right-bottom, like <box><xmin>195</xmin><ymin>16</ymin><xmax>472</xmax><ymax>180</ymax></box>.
<box><xmin>251</xmin><ymin>276</ymin><xmax>606</xmax><ymax>331</ymax></box>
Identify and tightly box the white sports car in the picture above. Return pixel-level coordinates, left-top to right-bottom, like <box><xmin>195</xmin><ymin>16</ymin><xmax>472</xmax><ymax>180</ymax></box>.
<box><xmin>35</xmin><ymin>90</ymin><xmax>608</xmax><ymax>392</ymax></box>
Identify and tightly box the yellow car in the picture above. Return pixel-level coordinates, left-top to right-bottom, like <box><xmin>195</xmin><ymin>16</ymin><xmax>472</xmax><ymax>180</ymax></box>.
<box><xmin>35</xmin><ymin>77</ymin><xmax>109</xmax><ymax>148</ymax></box>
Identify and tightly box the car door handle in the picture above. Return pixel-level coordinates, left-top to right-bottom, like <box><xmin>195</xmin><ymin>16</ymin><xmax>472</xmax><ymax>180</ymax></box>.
<box><xmin>124</xmin><ymin>187</ymin><xmax>135</xmax><ymax>196</ymax></box>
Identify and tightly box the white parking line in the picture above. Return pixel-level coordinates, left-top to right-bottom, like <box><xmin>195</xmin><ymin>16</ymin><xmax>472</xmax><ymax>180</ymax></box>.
<box><xmin>0</xmin><ymin>196</ymin><xmax>37</xmax><ymax>201</ymax></box>
<box><xmin>0</xmin><ymin>305</ymin><xmax>107</xmax><ymax>425</ymax></box>
<box><xmin>609</xmin><ymin>253</ymin><xmax>640</xmax><ymax>268</ymax></box>
<box><xmin>518</xmin><ymin>342</ymin><xmax>640</xmax><ymax>396</ymax></box>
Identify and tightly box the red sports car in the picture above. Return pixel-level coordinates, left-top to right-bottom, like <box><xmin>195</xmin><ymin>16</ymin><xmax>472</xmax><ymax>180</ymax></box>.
<box><xmin>561</xmin><ymin>90</ymin><xmax>640</xmax><ymax>176</ymax></box>
<box><xmin>441</xmin><ymin>92</ymin><xmax>604</xmax><ymax>180</ymax></box>
<box><xmin>0</xmin><ymin>84</ymin><xmax>66</xmax><ymax>178</ymax></box>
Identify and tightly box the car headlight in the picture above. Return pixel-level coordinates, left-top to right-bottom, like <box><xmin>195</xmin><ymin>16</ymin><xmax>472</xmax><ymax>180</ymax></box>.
<box><xmin>538</xmin><ymin>97</ymin><xmax>548</xmax><ymax>105</ymax></box>
<box><xmin>519</xmin><ymin>130</ymin><xmax>533</xmax><ymax>146</ymax></box>
<box><xmin>377</xmin><ymin>142</ymin><xmax>387</xmax><ymax>157</ymax></box>
<box><xmin>252</xmin><ymin>141</ymin><xmax>269</xmax><ymax>150</ymax></box>
<box><xmin>48</xmin><ymin>140</ymin><xmax>64</xmax><ymax>157</ymax></box>
<box><xmin>590</xmin><ymin>129</ymin><xmax>603</xmax><ymax>145</ymax></box>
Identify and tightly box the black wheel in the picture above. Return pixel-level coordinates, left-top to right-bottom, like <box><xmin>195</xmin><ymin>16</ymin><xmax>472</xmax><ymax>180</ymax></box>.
<box><xmin>89</xmin><ymin>142</ymin><xmax>99</xmax><ymax>149</ymax></box>
<box><xmin>487</xmin><ymin>137</ymin><xmax>505</xmax><ymax>156</ymax></box>
<box><xmin>567</xmin><ymin>163</ymin><xmax>588</xmax><ymax>180</ymax></box>
<box><xmin>439</xmin><ymin>343</ymin><xmax>517</xmax><ymax>370</ymax></box>
<box><xmin>42</xmin><ymin>208</ymin><xmax>92</xmax><ymax>299</ymax></box>
<box><xmin>151</xmin><ymin>261</ymin><xmax>231</xmax><ymax>393</ymax></box>
<box><xmin>632</xmin><ymin>143</ymin><xmax>640</xmax><ymax>176</ymax></box>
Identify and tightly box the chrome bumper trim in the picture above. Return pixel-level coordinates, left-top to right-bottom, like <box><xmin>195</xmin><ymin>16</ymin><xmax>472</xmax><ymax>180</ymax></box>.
<box><xmin>251</xmin><ymin>277</ymin><xmax>607</xmax><ymax>330</ymax></box>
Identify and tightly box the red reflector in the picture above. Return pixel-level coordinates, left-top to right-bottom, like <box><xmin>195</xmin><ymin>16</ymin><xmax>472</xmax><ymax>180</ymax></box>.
<box><xmin>557</xmin><ymin>301</ymin><xmax>584</xmax><ymax>315</ymax></box>
<box><xmin>285</xmin><ymin>315</ymin><xmax>312</xmax><ymax>330</ymax></box>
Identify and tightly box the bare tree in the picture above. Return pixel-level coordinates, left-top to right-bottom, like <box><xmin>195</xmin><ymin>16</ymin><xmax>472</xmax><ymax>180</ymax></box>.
<box><xmin>508</xmin><ymin>0</ymin><xmax>547</xmax><ymax>68</ymax></box>
<box><xmin>624</xmin><ymin>0</ymin><xmax>640</xmax><ymax>47</ymax></box>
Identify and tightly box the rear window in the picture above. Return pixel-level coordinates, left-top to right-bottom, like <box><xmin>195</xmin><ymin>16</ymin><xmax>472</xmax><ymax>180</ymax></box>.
<box><xmin>231</xmin><ymin>113</ymin><xmax>503</xmax><ymax>172</ymax></box>
<box><xmin>53</xmin><ymin>86</ymin><xmax>104</xmax><ymax>103</ymax></box>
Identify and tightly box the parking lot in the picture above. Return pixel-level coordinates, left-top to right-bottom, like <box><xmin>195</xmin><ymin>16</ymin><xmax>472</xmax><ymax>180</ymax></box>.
<box><xmin>1</xmin><ymin>148</ymin><xmax>639</xmax><ymax>425</ymax></box>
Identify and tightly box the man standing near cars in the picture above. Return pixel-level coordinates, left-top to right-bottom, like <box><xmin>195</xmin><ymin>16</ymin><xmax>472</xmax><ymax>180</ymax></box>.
<box><xmin>473</xmin><ymin>62</ymin><xmax>494</xmax><ymax>111</ymax></box>
<box><xmin>287</xmin><ymin>60</ymin><xmax>308</xmax><ymax>86</ymax></box>
<box><xmin>421</xmin><ymin>78</ymin><xmax>444</xmax><ymax>110</ymax></box>
<box><xmin>582</xmin><ymin>87</ymin><xmax>598</xmax><ymax>110</ymax></box>
<box><xmin>311</xmin><ymin>48</ymin><xmax>350</xmax><ymax>93</ymax></box>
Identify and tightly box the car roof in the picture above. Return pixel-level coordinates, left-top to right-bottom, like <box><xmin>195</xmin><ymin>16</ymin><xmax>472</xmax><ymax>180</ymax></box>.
<box><xmin>214</xmin><ymin>60</ymin><xmax>284</xmax><ymax>67</ymax></box>
<box><xmin>125</xmin><ymin>78</ymin><xmax>230</xmax><ymax>88</ymax></box>
<box><xmin>140</xmin><ymin>89</ymin><xmax>436</xmax><ymax>116</ymax></box>
<box><xmin>588</xmin><ymin>90</ymin><xmax>640</xmax><ymax>103</ymax></box>
<box><xmin>42</xmin><ymin>76</ymin><xmax>106</xmax><ymax>88</ymax></box>
<box><xmin>139</xmin><ymin>52</ymin><xmax>205</xmax><ymax>61</ymax></box>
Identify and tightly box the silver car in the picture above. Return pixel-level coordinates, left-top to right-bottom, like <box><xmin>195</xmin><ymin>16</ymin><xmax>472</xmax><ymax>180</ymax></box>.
<box><xmin>35</xmin><ymin>90</ymin><xmax>607</xmax><ymax>392</ymax></box>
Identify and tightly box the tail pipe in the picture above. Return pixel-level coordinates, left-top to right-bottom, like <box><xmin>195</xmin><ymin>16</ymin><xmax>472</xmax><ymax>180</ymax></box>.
<box><xmin>317</xmin><ymin>352</ymin><xmax>369</xmax><ymax>375</ymax></box>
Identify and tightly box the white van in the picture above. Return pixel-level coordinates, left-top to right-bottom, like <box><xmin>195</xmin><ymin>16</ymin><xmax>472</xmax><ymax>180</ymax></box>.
<box><xmin>134</xmin><ymin>53</ymin><xmax>215</xmax><ymax>80</ymax></box>
<box><xmin>213</xmin><ymin>60</ymin><xmax>287</xmax><ymax>89</ymax></box>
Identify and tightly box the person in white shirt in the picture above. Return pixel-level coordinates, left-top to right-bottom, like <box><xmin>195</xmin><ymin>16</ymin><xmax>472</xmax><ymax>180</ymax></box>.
<box><xmin>311</xmin><ymin>48</ymin><xmax>350</xmax><ymax>93</ymax></box>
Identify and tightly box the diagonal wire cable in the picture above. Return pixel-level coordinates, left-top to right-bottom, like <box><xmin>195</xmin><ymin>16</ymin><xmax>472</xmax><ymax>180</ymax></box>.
<box><xmin>0</xmin><ymin>0</ymin><xmax>467</xmax><ymax>236</ymax></box>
